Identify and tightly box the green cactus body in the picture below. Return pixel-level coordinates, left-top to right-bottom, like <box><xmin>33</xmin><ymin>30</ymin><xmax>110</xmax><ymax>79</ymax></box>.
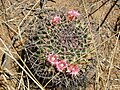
<box><xmin>23</xmin><ymin>10</ymin><xmax>94</xmax><ymax>89</ymax></box>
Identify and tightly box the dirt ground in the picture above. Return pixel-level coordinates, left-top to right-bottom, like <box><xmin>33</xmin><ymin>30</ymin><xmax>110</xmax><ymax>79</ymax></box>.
<box><xmin>0</xmin><ymin>0</ymin><xmax>120</xmax><ymax>90</ymax></box>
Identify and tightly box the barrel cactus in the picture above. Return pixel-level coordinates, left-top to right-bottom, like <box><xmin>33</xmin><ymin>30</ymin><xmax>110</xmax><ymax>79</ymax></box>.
<box><xmin>22</xmin><ymin>9</ymin><xmax>94</xmax><ymax>90</ymax></box>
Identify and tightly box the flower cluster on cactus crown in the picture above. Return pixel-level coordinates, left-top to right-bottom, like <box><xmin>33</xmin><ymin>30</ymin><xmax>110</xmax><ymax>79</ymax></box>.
<box><xmin>47</xmin><ymin>52</ymin><xmax>79</xmax><ymax>76</ymax></box>
<box><xmin>50</xmin><ymin>10</ymin><xmax>80</xmax><ymax>24</ymax></box>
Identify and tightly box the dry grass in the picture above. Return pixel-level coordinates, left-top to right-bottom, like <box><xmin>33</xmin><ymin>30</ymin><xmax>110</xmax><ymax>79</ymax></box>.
<box><xmin>0</xmin><ymin>0</ymin><xmax>120</xmax><ymax>90</ymax></box>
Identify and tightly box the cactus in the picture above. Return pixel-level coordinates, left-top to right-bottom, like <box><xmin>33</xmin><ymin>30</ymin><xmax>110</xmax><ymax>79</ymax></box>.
<box><xmin>23</xmin><ymin>9</ymin><xmax>93</xmax><ymax>89</ymax></box>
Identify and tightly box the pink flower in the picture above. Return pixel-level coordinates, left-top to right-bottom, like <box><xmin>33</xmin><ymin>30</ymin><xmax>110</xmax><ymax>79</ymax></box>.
<box><xmin>47</xmin><ymin>52</ymin><xmax>58</xmax><ymax>65</ymax></box>
<box><xmin>67</xmin><ymin>10</ymin><xmax>80</xmax><ymax>20</ymax></box>
<box><xmin>68</xmin><ymin>10</ymin><xmax>80</xmax><ymax>17</ymax></box>
<box><xmin>67</xmin><ymin>64</ymin><xmax>79</xmax><ymax>76</ymax></box>
<box><xmin>50</xmin><ymin>15</ymin><xmax>61</xmax><ymax>24</ymax></box>
<box><xmin>56</xmin><ymin>60</ymin><xmax>68</xmax><ymax>72</ymax></box>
